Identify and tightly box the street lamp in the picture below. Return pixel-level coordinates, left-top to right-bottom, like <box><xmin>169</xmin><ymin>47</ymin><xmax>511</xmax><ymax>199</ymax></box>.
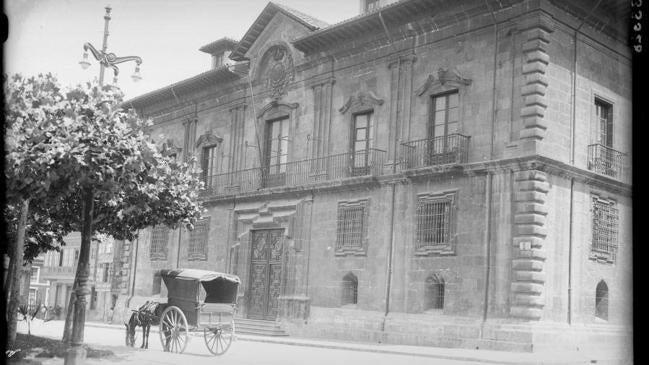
<box><xmin>79</xmin><ymin>5</ymin><xmax>143</xmax><ymax>86</ymax></box>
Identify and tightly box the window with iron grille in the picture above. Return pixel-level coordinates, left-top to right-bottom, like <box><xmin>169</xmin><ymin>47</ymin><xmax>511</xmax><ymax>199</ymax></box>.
<box><xmin>590</xmin><ymin>196</ymin><xmax>618</xmax><ymax>263</ymax></box>
<box><xmin>150</xmin><ymin>225</ymin><xmax>169</xmax><ymax>261</ymax></box>
<box><xmin>188</xmin><ymin>217</ymin><xmax>210</xmax><ymax>261</ymax></box>
<box><xmin>416</xmin><ymin>192</ymin><xmax>457</xmax><ymax>256</ymax></box>
<box><xmin>342</xmin><ymin>273</ymin><xmax>358</xmax><ymax>305</ymax></box>
<box><xmin>336</xmin><ymin>200</ymin><xmax>369</xmax><ymax>255</ymax></box>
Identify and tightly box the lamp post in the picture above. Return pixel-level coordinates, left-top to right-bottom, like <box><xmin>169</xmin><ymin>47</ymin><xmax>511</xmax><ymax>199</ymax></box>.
<box><xmin>79</xmin><ymin>5</ymin><xmax>143</xmax><ymax>86</ymax></box>
<box><xmin>65</xmin><ymin>6</ymin><xmax>142</xmax><ymax>365</ymax></box>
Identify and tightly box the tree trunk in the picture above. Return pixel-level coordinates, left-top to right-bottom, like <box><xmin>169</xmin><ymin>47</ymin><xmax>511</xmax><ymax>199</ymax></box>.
<box><xmin>64</xmin><ymin>187</ymin><xmax>94</xmax><ymax>365</ymax></box>
<box><xmin>61</xmin><ymin>280</ymin><xmax>77</xmax><ymax>343</ymax></box>
<box><xmin>7</xmin><ymin>199</ymin><xmax>30</xmax><ymax>349</ymax></box>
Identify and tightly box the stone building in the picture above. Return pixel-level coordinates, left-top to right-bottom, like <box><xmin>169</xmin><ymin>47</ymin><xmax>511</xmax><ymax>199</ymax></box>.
<box><xmin>40</xmin><ymin>233</ymin><xmax>118</xmax><ymax>321</ymax></box>
<box><xmin>119</xmin><ymin>0</ymin><xmax>632</xmax><ymax>354</ymax></box>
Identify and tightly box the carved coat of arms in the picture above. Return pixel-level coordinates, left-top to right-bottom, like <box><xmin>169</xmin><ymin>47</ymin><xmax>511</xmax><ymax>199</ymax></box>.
<box><xmin>265</xmin><ymin>45</ymin><xmax>294</xmax><ymax>99</ymax></box>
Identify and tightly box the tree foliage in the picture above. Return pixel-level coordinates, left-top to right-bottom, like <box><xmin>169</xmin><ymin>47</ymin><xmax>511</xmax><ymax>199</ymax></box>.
<box><xmin>5</xmin><ymin>73</ymin><xmax>205</xmax><ymax>245</ymax></box>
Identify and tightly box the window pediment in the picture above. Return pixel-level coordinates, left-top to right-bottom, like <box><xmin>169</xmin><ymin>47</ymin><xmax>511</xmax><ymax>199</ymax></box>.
<box><xmin>339</xmin><ymin>90</ymin><xmax>384</xmax><ymax>114</ymax></box>
<box><xmin>160</xmin><ymin>139</ymin><xmax>182</xmax><ymax>158</ymax></box>
<box><xmin>195</xmin><ymin>129</ymin><xmax>223</xmax><ymax>149</ymax></box>
<box><xmin>417</xmin><ymin>67</ymin><xmax>471</xmax><ymax>97</ymax></box>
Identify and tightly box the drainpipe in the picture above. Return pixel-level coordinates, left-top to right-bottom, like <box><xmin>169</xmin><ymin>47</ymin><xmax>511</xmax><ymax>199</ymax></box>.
<box><xmin>176</xmin><ymin>227</ymin><xmax>182</xmax><ymax>269</ymax></box>
<box><xmin>305</xmin><ymin>190</ymin><xmax>315</xmax><ymax>298</ymax></box>
<box><xmin>568</xmin><ymin>178</ymin><xmax>574</xmax><ymax>324</ymax></box>
<box><xmin>486</xmin><ymin>0</ymin><xmax>498</xmax><ymax>160</ymax></box>
<box><xmin>483</xmin><ymin>172</ymin><xmax>494</xmax><ymax>322</ymax></box>
<box><xmin>382</xmin><ymin>182</ymin><xmax>397</xmax><ymax>339</ymax></box>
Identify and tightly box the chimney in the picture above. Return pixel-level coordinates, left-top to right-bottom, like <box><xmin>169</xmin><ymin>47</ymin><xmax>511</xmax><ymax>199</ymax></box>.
<box><xmin>199</xmin><ymin>37</ymin><xmax>238</xmax><ymax>70</ymax></box>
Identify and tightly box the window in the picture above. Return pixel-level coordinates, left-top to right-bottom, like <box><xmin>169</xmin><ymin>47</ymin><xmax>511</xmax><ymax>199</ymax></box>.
<box><xmin>101</xmin><ymin>264</ymin><xmax>110</xmax><ymax>283</ymax></box>
<box><xmin>211</xmin><ymin>54</ymin><xmax>223</xmax><ymax>69</ymax></box>
<box><xmin>150</xmin><ymin>225</ymin><xmax>170</xmax><ymax>261</ymax></box>
<box><xmin>351</xmin><ymin>112</ymin><xmax>373</xmax><ymax>175</ymax></box>
<box><xmin>152</xmin><ymin>272</ymin><xmax>162</xmax><ymax>295</ymax></box>
<box><xmin>595</xmin><ymin>99</ymin><xmax>613</xmax><ymax>147</ymax></box>
<box><xmin>90</xmin><ymin>286</ymin><xmax>97</xmax><ymax>310</ymax></box>
<box><xmin>342</xmin><ymin>273</ymin><xmax>358</xmax><ymax>305</ymax></box>
<box><xmin>416</xmin><ymin>192</ymin><xmax>457</xmax><ymax>255</ymax></box>
<box><xmin>28</xmin><ymin>289</ymin><xmax>36</xmax><ymax>306</ymax></box>
<box><xmin>591</xmin><ymin>196</ymin><xmax>618</xmax><ymax>263</ymax></box>
<box><xmin>265</xmin><ymin>117</ymin><xmax>289</xmax><ymax>168</ymax></box>
<box><xmin>425</xmin><ymin>274</ymin><xmax>445</xmax><ymax>310</ymax></box>
<box><xmin>365</xmin><ymin>0</ymin><xmax>380</xmax><ymax>12</ymax></box>
<box><xmin>59</xmin><ymin>250</ymin><xmax>64</xmax><ymax>266</ymax></box>
<box><xmin>595</xmin><ymin>280</ymin><xmax>608</xmax><ymax>320</ymax></box>
<box><xmin>188</xmin><ymin>217</ymin><xmax>210</xmax><ymax>261</ymax></box>
<box><xmin>201</xmin><ymin>145</ymin><xmax>218</xmax><ymax>186</ymax></box>
<box><xmin>30</xmin><ymin>267</ymin><xmax>39</xmax><ymax>283</ymax></box>
<box><xmin>426</xmin><ymin>92</ymin><xmax>460</xmax><ymax>164</ymax></box>
<box><xmin>263</xmin><ymin>116</ymin><xmax>289</xmax><ymax>187</ymax></box>
<box><xmin>336</xmin><ymin>200</ymin><xmax>369</xmax><ymax>255</ymax></box>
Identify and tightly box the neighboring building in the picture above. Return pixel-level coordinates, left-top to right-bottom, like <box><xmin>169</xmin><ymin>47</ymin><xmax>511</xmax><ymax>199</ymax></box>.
<box><xmin>119</xmin><ymin>0</ymin><xmax>631</xmax><ymax>355</ymax></box>
<box><xmin>40</xmin><ymin>233</ymin><xmax>117</xmax><ymax>321</ymax></box>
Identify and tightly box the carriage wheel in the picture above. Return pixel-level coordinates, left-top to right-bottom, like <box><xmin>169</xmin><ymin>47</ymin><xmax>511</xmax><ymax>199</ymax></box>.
<box><xmin>203</xmin><ymin>319</ymin><xmax>235</xmax><ymax>356</ymax></box>
<box><xmin>159</xmin><ymin>306</ymin><xmax>189</xmax><ymax>354</ymax></box>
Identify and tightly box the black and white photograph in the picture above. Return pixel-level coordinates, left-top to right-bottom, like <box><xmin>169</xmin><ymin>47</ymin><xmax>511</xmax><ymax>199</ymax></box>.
<box><xmin>3</xmin><ymin>0</ymin><xmax>638</xmax><ymax>364</ymax></box>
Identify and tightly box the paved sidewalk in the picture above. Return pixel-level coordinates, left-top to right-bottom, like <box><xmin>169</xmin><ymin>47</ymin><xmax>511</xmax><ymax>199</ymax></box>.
<box><xmin>79</xmin><ymin>320</ymin><xmax>628</xmax><ymax>365</ymax></box>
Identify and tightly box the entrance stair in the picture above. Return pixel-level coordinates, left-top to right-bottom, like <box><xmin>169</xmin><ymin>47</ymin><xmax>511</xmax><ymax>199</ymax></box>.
<box><xmin>235</xmin><ymin>318</ymin><xmax>289</xmax><ymax>337</ymax></box>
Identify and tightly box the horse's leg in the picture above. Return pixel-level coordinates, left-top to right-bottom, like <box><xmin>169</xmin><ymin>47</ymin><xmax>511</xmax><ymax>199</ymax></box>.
<box><xmin>140</xmin><ymin>323</ymin><xmax>146</xmax><ymax>349</ymax></box>
<box><xmin>145</xmin><ymin>323</ymin><xmax>150</xmax><ymax>349</ymax></box>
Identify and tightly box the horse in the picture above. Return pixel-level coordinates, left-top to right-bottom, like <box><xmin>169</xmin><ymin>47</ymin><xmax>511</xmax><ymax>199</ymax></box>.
<box><xmin>125</xmin><ymin>301</ymin><xmax>169</xmax><ymax>349</ymax></box>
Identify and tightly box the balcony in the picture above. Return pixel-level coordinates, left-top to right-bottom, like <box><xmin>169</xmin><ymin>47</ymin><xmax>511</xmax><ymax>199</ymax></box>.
<box><xmin>587</xmin><ymin>144</ymin><xmax>627</xmax><ymax>181</ymax></box>
<box><xmin>203</xmin><ymin>149</ymin><xmax>387</xmax><ymax>197</ymax></box>
<box><xmin>400</xmin><ymin>134</ymin><xmax>470</xmax><ymax>170</ymax></box>
<box><xmin>40</xmin><ymin>266</ymin><xmax>76</xmax><ymax>280</ymax></box>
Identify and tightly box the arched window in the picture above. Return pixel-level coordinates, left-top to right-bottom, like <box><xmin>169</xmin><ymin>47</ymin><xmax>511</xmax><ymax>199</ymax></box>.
<box><xmin>595</xmin><ymin>280</ymin><xmax>609</xmax><ymax>320</ymax></box>
<box><xmin>425</xmin><ymin>274</ymin><xmax>445</xmax><ymax>310</ymax></box>
<box><xmin>342</xmin><ymin>273</ymin><xmax>358</xmax><ymax>306</ymax></box>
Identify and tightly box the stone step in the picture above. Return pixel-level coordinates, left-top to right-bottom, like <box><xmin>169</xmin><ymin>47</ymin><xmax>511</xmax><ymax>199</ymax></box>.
<box><xmin>235</xmin><ymin>318</ymin><xmax>289</xmax><ymax>337</ymax></box>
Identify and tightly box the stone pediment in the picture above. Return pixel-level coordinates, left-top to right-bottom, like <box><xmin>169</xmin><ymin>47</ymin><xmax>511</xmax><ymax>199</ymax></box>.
<box><xmin>236</xmin><ymin>199</ymin><xmax>303</xmax><ymax>227</ymax></box>
<box><xmin>230</xmin><ymin>3</ymin><xmax>327</xmax><ymax>62</ymax></box>
<box><xmin>416</xmin><ymin>67</ymin><xmax>472</xmax><ymax>96</ymax></box>
<box><xmin>339</xmin><ymin>90</ymin><xmax>384</xmax><ymax>114</ymax></box>
<box><xmin>195</xmin><ymin>129</ymin><xmax>223</xmax><ymax>148</ymax></box>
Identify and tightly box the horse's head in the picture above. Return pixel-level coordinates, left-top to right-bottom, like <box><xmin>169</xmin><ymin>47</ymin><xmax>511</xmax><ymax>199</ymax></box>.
<box><xmin>124</xmin><ymin>314</ymin><xmax>138</xmax><ymax>347</ymax></box>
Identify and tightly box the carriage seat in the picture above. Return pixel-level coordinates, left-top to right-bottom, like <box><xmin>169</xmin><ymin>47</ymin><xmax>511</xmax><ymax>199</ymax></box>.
<box><xmin>200</xmin><ymin>303</ymin><xmax>235</xmax><ymax>314</ymax></box>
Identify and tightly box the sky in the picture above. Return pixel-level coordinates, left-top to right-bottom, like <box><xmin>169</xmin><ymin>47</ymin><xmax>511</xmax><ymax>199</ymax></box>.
<box><xmin>5</xmin><ymin>0</ymin><xmax>358</xmax><ymax>99</ymax></box>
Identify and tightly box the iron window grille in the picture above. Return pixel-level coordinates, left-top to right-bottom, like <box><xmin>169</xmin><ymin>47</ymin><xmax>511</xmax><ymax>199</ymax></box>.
<box><xmin>188</xmin><ymin>217</ymin><xmax>210</xmax><ymax>261</ymax></box>
<box><xmin>590</xmin><ymin>196</ymin><xmax>618</xmax><ymax>263</ymax></box>
<box><xmin>335</xmin><ymin>199</ymin><xmax>369</xmax><ymax>256</ymax></box>
<box><xmin>150</xmin><ymin>225</ymin><xmax>170</xmax><ymax>261</ymax></box>
<box><xmin>415</xmin><ymin>192</ymin><xmax>457</xmax><ymax>256</ymax></box>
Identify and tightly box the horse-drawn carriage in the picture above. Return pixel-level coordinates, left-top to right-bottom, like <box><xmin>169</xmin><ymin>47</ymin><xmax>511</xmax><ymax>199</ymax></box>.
<box><xmin>126</xmin><ymin>269</ymin><xmax>240</xmax><ymax>355</ymax></box>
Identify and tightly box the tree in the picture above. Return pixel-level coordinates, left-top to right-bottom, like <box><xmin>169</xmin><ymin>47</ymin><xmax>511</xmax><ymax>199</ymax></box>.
<box><xmin>4</xmin><ymin>73</ymin><xmax>73</xmax><ymax>348</ymax></box>
<box><xmin>4</xmin><ymin>75</ymin><xmax>205</xmax><ymax>359</ymax></box>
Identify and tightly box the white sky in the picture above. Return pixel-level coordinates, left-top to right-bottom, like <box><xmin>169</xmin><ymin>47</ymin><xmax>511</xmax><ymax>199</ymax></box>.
<box><xmin>5</xmin><ymin>0</ymin><xmax>358</xmax><ymax>99</ymax></box>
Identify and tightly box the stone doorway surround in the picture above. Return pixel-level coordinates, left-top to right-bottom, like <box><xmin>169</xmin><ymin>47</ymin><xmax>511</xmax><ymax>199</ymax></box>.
<box><xmin>231</xmin><ymin>197</ymin><xmax>312</xmax><ymax>322</ymax></box>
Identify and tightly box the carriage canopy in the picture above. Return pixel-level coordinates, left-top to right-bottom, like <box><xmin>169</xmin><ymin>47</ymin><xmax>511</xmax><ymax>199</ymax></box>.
<box><xmin>160</xmin><ymin>269</ymin><xmax>240</xmax><ymax>305</ymax></box>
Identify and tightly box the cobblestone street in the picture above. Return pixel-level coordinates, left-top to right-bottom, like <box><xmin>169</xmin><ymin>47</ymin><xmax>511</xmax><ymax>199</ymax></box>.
<box><xmin>15</xmin><ymin>320</ymin><xmax>629</xmax><ymax>365</ymax></box>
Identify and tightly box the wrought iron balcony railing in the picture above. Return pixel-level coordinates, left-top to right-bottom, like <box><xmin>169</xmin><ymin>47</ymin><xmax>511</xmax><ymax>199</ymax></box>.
<box><xmin>587</xmin><ymin>143</ymin><xmax>626</xmax><ymax>180</ymax></box>
<box><xmin>400</xmin><ymin>134</ymin><xmax>470</xmax><ymax>169</ymax></box>
<box><xmin>203</xmin><ymin>148</ymin><xmax>387</xmax><ymax>196</ymax></box>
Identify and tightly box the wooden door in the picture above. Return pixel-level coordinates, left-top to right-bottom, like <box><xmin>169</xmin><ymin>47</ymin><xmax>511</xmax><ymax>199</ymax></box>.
<box><xmin>248</xmin><ymin>229</ymin><xmax>283</xmax><ymax>320</ymax></box>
